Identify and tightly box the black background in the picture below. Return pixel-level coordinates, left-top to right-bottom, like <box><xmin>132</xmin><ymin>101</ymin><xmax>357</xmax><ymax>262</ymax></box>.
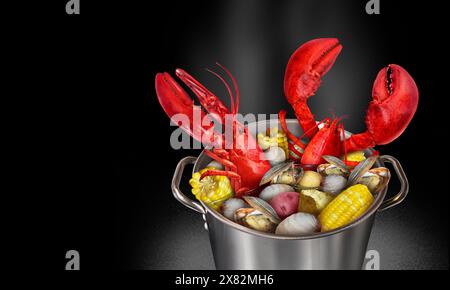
<box><xmin>24</xmin><ymin>0</ymin><xmax>448</xmax><ymax>270</ymax></box>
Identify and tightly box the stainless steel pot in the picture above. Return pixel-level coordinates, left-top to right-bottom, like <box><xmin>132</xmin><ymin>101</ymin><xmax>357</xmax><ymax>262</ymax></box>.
<box><xmin>171</xmin><ymin>119</ymin><xmax>409</xmax><ymax>270</ymax></box>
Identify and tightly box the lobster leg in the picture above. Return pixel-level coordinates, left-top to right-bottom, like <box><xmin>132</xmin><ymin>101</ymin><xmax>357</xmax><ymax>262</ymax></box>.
<box><xmin>345</xmin><ymin>64</ymin><xmax>419</xmax><ymax>151</ymax></box>
<box><xmin>203</xmin><ymin>149</ymin><xmax>253</xmax><ymax>195</ymax></box>
<box><xmin>278</xmin><ymin>110</ymin><xmax>306</xmax><ymax>150</ymax></box>
<box><xmin>200</xmin><ymin>169</ymin><xmax>244</xmax><ymax>193</ymax></box>
<box><xmin>204</xmin><ymin>149</ymin><xmax>236</xmax><ymax>171</ymax></box>
<box><xmin>284</xmin><ymin>38</ymin><xmax>343</xmax><ymax>139</ymax></box>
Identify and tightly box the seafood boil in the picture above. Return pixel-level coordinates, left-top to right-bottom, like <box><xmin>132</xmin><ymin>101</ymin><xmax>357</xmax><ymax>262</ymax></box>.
<box><xmin>155</xmin><ymin>38</ymin><xmax>419</xmax><ymax>236</ymax></box>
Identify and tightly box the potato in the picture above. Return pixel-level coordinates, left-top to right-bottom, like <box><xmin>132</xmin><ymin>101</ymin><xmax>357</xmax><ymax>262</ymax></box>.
<box><xmin>297</xmin><ymin>170</ymin><xmax>322</xmax><ymax>190</ymax></box>
<box><xmin>298</xmin><ymin>189</ymin><xmax>334</xmax><ymax>215</ymax></box>
<box><xmin>275</xmin><ymin>213</ymin><xmax>320</xmax><ymax>236</ymax></box>
<box><xmin>269</xmin><ymin>191</ymin><xmax>299</xmax><ymax>220</ymax></box>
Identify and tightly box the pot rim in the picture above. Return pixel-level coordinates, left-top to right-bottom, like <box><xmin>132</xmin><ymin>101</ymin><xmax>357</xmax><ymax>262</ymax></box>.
<box><xmin>195</xmin><ymin>119</ymin><xmax>387</xmax><ymax>240</ymax></box>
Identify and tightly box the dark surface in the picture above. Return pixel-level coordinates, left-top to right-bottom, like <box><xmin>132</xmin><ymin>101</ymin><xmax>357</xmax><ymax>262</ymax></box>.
<box><xmin>35</xmin><ymin>0</ymin><xmax>448</xmax><ymax>270</ymax></box>
<box><xmin>125</xmin><ymin>200</ymin><xmax>449</xmax><ymax>270</ymax></box>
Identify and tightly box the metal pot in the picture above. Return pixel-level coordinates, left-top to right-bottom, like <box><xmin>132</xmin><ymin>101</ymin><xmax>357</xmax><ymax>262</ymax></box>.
<box><xmin>171</xmin><ymin>119</ymin><xmax>409</xmax><ymax>270</ymax></box>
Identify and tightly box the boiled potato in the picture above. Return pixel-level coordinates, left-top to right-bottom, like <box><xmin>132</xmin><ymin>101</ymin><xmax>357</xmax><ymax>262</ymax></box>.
<box><xmin>275</xmin><ymin>212</ymin><xmax>320</xmax><ymax>236</ymax></box>
<box><xmin>269</xmin><ymin>191</ymin><xmax>299</xmax><ymax>220</ymax></box>
<box><xmin>297</xmin><ymin>170</ymin><xmax>322</xmax><ymax>190</ymax></box>
<box><xmin>298</xmin><ymin>189</ymin><xmax>334</xmax><ymax>215</ymax></box>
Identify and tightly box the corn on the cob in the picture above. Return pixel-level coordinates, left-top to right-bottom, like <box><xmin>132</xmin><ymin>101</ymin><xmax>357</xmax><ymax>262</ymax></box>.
<box><xmin>319</xmin><ymin>184</ymin><xmax>374</xmax><ymax>231</ymax></box>
<box><xmin>272</xmin><ymin>128</ymin><xmax>289</xmax><ymax>157</ymax></box>
<box><xmin>189</xmin><ymin>167</ymin><xmax>234</xmax><ymax>210</ymax></box>
<box><xmin>343</xmin><ymin>151</ymin><xmax>366</xmax><ymax>162</ymax></box>
<box><xmin>257</xmin><ymin>127</ymin><xmax>289</xmax><ymax>156</ymax></box>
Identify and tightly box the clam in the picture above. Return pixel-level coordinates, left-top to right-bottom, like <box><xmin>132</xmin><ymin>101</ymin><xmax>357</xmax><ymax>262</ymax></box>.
<box><xmin>321</xmin><ymin>175</ymin><xmax>347</xmax><ymax>195</ymax></box>
<box><xmin>275</xmin><ymin>213</ymin><xmax>320</xmax><ymax>236</ymax></box>
<box><xmin>322</xmin><ymin>155</ymin><xmax>350</xmax><ymax>174</ymax></box>
<box><xmin>234</xmin><ymin>207</ymin><xmax>254</xmax><ymax>223</ymax></box>
<box><xmin>358</xmin><ymin>167</ymin><xmax>391</xmax><ymax>194</ymax></box>
<box><xmin>243</xmin><ymin>196</ymin><xmax>281</xmax><ymax>224</ymax></box>
<box><xmin>317</xmin><ymin>163</ymin><xmax>348</xmax><ymax>177</ymax></box>
<box><xmin>259</xmin><ymin>184</ymin><xmax>295</xmax><ymax>202</ymax></box>
<box><xmin>265</xmin><ymin>146</ymin><xmax>286</xmax><ymax>166</ymax></box>
<box><xmin>234</xmin><ymin>208</ymin><xmax>277</xmax><ymax>233</ymax></box>
<box><xmin>259</xmin><ymin>161</ymin><xmax>303</xmax><ymax>187</ymax></box>
<box><xmin>260</xmin><ymin>161</ymin><xmax>292</xmax><ymax>185</ymax></box>
<box><xmin>222</xmin><ymin>198</ymin><xmax>248</xmax><ymax>221</ymax></box>
<box><xmin>347</xmin><ymin>156</ymin><xmax>378</xmax><ymax>186</ymax></box>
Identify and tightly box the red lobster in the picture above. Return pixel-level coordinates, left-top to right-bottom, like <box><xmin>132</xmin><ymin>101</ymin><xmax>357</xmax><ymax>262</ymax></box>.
<box><xmin>155</xmin><ymin>65</ymin><xmax>271</xmax><ymax>196</ymax></box>
<box><xmin>280</xmin><ymin>38</ymin><xmax>419</xmax><ymax>166</ymax></box>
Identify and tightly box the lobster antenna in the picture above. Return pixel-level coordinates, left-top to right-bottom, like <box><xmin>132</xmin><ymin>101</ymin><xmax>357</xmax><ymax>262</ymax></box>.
<box><xmin>330</xmin><ymin>110</ymin><xmax>336</xmax><ymax>121</ymax></box>
<box><xmin>216</xmin><ymin>62</ymin><xmax>240</xmax><ymax>115</ymax></box>
<box><xmin>299</xmin><ymin>117</ymin><xmax>330</xmax><ymax>140</ymax></box>
<box><xmin>205</xmin><ymin>68</ymin><xmax>236</xmax><ymax>115</ymax></box>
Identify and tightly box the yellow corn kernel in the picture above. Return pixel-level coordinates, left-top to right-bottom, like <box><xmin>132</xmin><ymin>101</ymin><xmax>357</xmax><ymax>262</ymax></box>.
<box><xmin>344</xmin><ymin>151</ymin><xmax>366</xmax><ymax>162</ymax></box>
<box><xmin>257</xmin><ymin>133</ymin><xmax>271</xmax><ymax>151</ymax></box>
<box><xmin>267</xmin><ymin>127</ymin><xmax>289</xmax><ymax>157</ymax></box>
<box><xmin>189</xmin><ymin>167</ymin><xmax>234</xmax><ymax>210</ymax></box>
<box><xmin>319</xmin><ymin>184</ymin><xmax>374</xmax><ymax>232</ymax></box>
<box><xmin>277</xmin><ymin>135</ymin><xmax>289</xmax><ymax>157</ymax></box>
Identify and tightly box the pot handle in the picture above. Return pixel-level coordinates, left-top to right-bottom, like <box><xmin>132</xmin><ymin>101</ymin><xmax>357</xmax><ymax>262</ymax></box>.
<box><xmin>172</xmin><ymin>156</ymin><xmax>206</xmax><ymax>215</ymax></box>
<box><xmin>377</xmin><ymin>155</ymin><xmax>409</xmax><ymax>212</ymax></box>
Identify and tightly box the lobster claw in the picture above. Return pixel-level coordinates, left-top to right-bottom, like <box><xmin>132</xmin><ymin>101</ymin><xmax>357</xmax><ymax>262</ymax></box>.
<box><xmin>369</xmin><ymin>64</ymin><xmax>419</xmax><ymax>144</ymax></box>
<box><xmin>284</xmin><ymin>38</ymin><xmax>343</xmax><ymax>138</ymax></box>
<box><xmin>346</xmin><ymin>64</ymin><xmax>419</xmax><ymax>150</ymax></box>
<box><xmin>155</xmin><ymin>72</ymin><xmax>223</xmax><ymax>148</ymax></box>
<box><xmin>284</xmin><ymin>38</ymin><xmax>343</xmax><ymax>104</ymax></box>
<box><xmin>175</xmin><ymin>69</ymin><xmax>230</xmax><ymax>123</ymax></box>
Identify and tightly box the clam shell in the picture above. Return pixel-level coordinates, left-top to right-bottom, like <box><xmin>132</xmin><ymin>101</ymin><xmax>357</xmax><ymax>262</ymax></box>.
<box><xmin>273</xmin><ymin>166</ymin><xmax>303</xmax><ymax>185</ymax></box>
<box><xmin>358</xmin><ymin>174</ymin><xmax>380</xmax><ymax>193</ymax></box>
<box><xmin>322</xmin><ymin>155</ymin><xmax>349</xmax><ymax>174</ymax></box>
<box><xmin>360</xmin><ymin>167</ymin><xmax>391</xmax><ymax>193</ymax></box>
<box><xmin>259</xmin><ymin>161</ymin><xmax>294</xmax><ymax>186</ymax></box>
<box><xmin>347</xmin><ymin>156</ymin><xmax>378</xmax><ymax>186</ymax></box>
<box><xmin>243</xmin><ymin>196</ymin><xmax>281</xmax><ymax>224</ymax></box>
<box><xmin>235</xmin><ymin>208</ymin><xmax>277</xmax><ymax>233</ymax></box>
<box><xmin>317</xmin><ymin>163</ymin><xmax>348</xmax><ymax>176</ymax></box>
<box><xmin>234</xmin><ymin>208</ymin><xmax>256</xmax><ymax>224</ymax></box>
<box><xmin>222</xmin><ymin>198</ymin><xmax>247</xmax><ymax>220</ymax></box>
